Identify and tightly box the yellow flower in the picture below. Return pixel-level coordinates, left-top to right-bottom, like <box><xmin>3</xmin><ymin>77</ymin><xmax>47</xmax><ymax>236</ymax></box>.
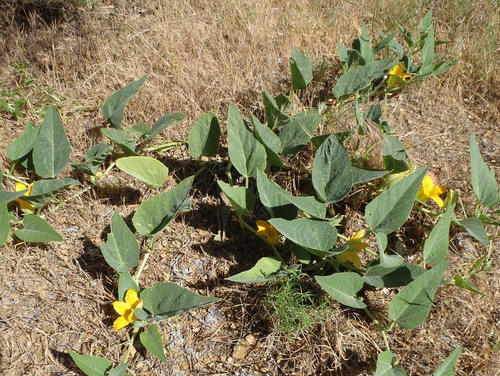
<box><xmin>336</xmin><ymin>230</ymin><xmax>369</xmax><ymax>268</ymax></box>
<box><xmin>14</xmin><ymin>182</ymin><xmax>36</xmax><ymax>212</ymax></box>
<box><xmin>387</xmin><ymin>64</ymin><xmax>412</xmax><ymax>88</ymax></box>
<box><xmin>417</xmin><ymin>174</ymin><xmax>447</xmax><ymax>208</ymax></box>
<box><xmin>256</xmin><ymin>220</ymin><xmax>279</xmax><ymax>244</ymax></box>
<box><xmin>112</xmin><ymin>289</ymin><xmax>143</xmax><ymax>330</ymax></box>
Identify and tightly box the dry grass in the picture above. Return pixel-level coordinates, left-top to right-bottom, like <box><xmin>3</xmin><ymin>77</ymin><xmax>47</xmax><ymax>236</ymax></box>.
<box><xmin>0</xmin><ymin>0</ymin><xmax>499</xmax><ymax>375</ymax></box>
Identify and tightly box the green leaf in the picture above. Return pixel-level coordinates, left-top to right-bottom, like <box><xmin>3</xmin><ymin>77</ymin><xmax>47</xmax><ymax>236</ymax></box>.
<box><xmin>141</xmin><ymin>282</ymin><xmax>218</xmax><ymax>320</ymax></box>
<box><xmin>469</xmin><ymin>135</ymin><xmax>500</xmax><ymax>207</ymax></box>
<box><xmin>118</xmin><ymin>270</ymin><xmax>139</xmax><ymax>301</ymax></box>
<box><xmin>145</xmin><ymin>112</ymin><xmax>186</xmax><ymax>141</ymax></box>
<box><xmin>453</xmin><ymin>274</ymin><xmax>485</xmax><ymax>296</ymax></box>
<box><xmin>312</xmin><ymin>134</ymin><xmax>353</xmax><ymax>203</ymax></box>
<box><xmin>315</xmin><ymin>273</ymin><xmax>367</xmax><ymax>309</ymax></box>
<box><xmin>279</xmin><ymin>109</ymin><xmax>322</xmax><ymax>157</ymax></box>
<box><xmin>252</xmin><ymin>114</ymin><xmax>282</xmax><ymax>167</ymax></box>
<box><xmin>14</xmin><ymin>214</ymin><xmax>62</xmax><ymax>242</ymax></box>
<box><xmin>269</xmin><ymin>218</ymin><xmax>337</xmax><ymax>253</ymax></box>
<box><xmin>0</xmin><ymin>190</ymin><xmax>28</xmax><ymax>204</ymax></box>
<box><xmin>140</xmin><ymin>325</ymin><xmax>167</xmax><ymax>362</ymax></box>
<box><xmin>0</xmin><ymin>201</ymin><xmax>9</xmax><ymax>246</ymax></box>
<box><xmin>423</xmin><ymin>204</ymin><xmax>455</xmax><ymax>265</ymax></box>
<box><xmin>334</xmin><ymin>58</ymin><xmax>392</xmax><ymax>100</ymax></box>
<box><xmin>188</xmin><ymin>112</ymin><xmax>220</xmax><ymax>158</ymax></box>
<box><xmin>374</xmin><ymin>31</ymin><xmax>397</xmax><ymax>53</ymax></box>
<box><xmin>365</xmin><ymin>167</ymin><xmax>427</xmax><ymax>234</ymax></box>
<box><xmin>6</xmin><ymin>121</ymin><xmax>40</xmax><ymax>161</ymax></box>
<box><xmin>227</xmin><ymin>105</ymin><xmax>267</xmax><ymax>177</ymax></box>
<box><xmin>32</xmin><ymin>105</ymin><xmax>71</xmax><ymax>178</ymax></box>
<box><xmin>100</xmin><ymin>211</ymin><xmax>140</xmax><ymax>273</ymax></box>
<box><xmin>344</xmin><ymin>49</ymin><xmax>366</xmax><ymax>72</ymax></box>
<box><xmin>376</xmin><ymin>231</ymin><xmax>404</xmax><ymax>268</ymax></box>
<box><xmin>132</xmin><ymin>176</ymin><xmax>193</xmax><ymax>236</ymax></box>
<box><xmin>285</xmin><ymin>240</ymin><xmax>311</xmax><ymax>264</ymax></box>
<box><xmin>374</xmin><ymin>351</ymin><xmax>408</xmax><ymax>376</ymax></box>
<box><xmin>69</xmin><ymin>351</ymin><xmax>112</xmax><ymax>376</ymax></box>
<box><xmin>457</xmin><ymin>217</ymin><xmax>489</xmax><ymax>244</ymax></box>
<box><xmin>363</xmin><ymin>262</ymin><xmax>426</xmax><ymax>288</ymax></box>
<box><xmin>284</xmin><ymin>195</ymin><xmax>327</xmax><ymax>219</ymax></box>
<box><xmin>116</xmin><ymin>156</ymin><xmax>168</xmax><ymax>189</ymax></box>
<box><xmin>226</xmin><ymin>257</ymin><xmax>282</xmax><ymax>283</ymax></box>
<box><xmin>419</xmin><ymin>9</ymin><xmax>433</xmax><ymax>36</ymax></box>
<box><xmin>262</xmin><ymin>86</ymin><xmax>289</xmax><ymax>130</ymax></box>
<box><xmin>351</xmin><ymin>167</ymin><xmax>389</xmax><ymax>185</ymax></box>
<box><xmin>420</xmin><ymin>24</ymin><xmax>435</xmax><ymax>75</ymax></box>
<box><xmin>352</xmin><ymin>24</ymin><xmax>375</xmax><ymax>63</ymax></box>
<box><xmin>433</xmin><ymin>345</ymin><xmax>462</xmax><ymax>376</ymax></box>
<box><xmin>290</xmin><ymin>47</ymin><xmax>313</xmax><ymax>90</ymax></box>
<box><xmin>101</xmin><ymin>128</ymin><xmax>137</xmax><ymax>155</ymax></box>
<box><xmin>125</xmin><ymin>122</ymin><xmax>151</xmax><ymax>138</ymax></box>
<box><xmin>24</xmin><ymin>178</ymin><xmax>81</xmax><ymax>208</ymax></box>
<box><xmin>217</xmin><ymin>181</ymin><xmax>255</xmax><ymax>217</ymax></box>
<box><xmin>70</xmin><ymin>143</ymin><xmax>113</xmax><ymax>175</ymax></box>
<box><xmin>383</xmin><ymin>135</ymin><xmax>410</xmax><ymax>173</ymax></box>
<box><xmin>102</xmin><ymin>75</ymin><xmax>147</xmax><ymax>129</ymax></box>
<box><xmin>274</xmin><ymin>93</ymin><xmax>293</xmax><ymax>114</ymax></box>
<box><xmin>108</xmin><ymin>363</ymin><xmax>129</xmax><ymax>376</ymax></box>
<box><xmin>256</xmin><ymin>171</ymin><xmax>296</xmax><ymax>220</ymax></box>
<box><xmin>311</xmin><ymin>130</ymin><xmax>355</xmax><ymax>149</ymax></box>
<box><xmin>388</xmin><ymin>261</ymin><xmax>449</xmax><ymax>329</ymax></box>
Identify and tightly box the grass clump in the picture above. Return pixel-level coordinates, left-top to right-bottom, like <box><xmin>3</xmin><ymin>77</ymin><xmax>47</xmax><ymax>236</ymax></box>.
<box><xmin>263</xmin><ymin>272</ymin><xmax>330</xmax><ymax>338</ymax></box>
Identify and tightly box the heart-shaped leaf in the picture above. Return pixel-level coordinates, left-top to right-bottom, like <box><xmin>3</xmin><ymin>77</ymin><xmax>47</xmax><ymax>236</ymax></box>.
<box><xmin>33</xmin><ymin>105</ymin><xmax>71</xmax><ymax>178</ymax></box>
<box><xmin>116</xmin><ymin>156</ymin><xmax>168</xmax><ymax>189</ymax></box>
<box><xmin>141</xmin><ymin>282</ymin><xmax>218</xmax><ymax>320</ymax></box>
<box><xmin>14</xmin><ymin>214</ymin><xmax>62</xmax><ymax>242</ymax></box>
<box><xmin>100</xmin><ymin>211</ymin><xmax>140</xmax><ymax>273</ymax></box>
<box><xmin>188</xmin><ymin>112</ymin><xmax>220</xmax><ymax>158</ymax></box>
<box><xmin>312</xmin><ymin>134</ymin><xmax>352</xmax><ymax>203</ymax></box>
<box><xmin>227</xmin><ymin>104</ymin><xmax>267</xmax><ymax>177</ymax></box>
<box><xmin>388</xmin><ymin>261</ymin><xmax>448</xmax><ymax>329</ymax></box>
<box><xmin>226</xmin><ymin>257</ymin><xmax>282</xmax><ymax>283</ymax></box>
<box><xmin>102</xmin><ymin>75</ymin><xmax>147</xmax><ymax>129</ymax></box>
<box><xmin>132</xmin><ymin>176</ymin><xmax>193</xmax><ymax>236</ymax></box>
<box><xmin>316</xmin><ymin>273</ymin><xmax>367</xmax><ymax>309</ymax></box>
<box><xmin>140</xmin><ymin>325</ymin><xmax>167</xmax><ymax>362</ymax></box>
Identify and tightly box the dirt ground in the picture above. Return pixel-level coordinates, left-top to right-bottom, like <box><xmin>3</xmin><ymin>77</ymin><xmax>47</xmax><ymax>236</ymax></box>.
<box><xmin>0</xmin><ymin>1</ymin><xmax>499</xmax><ymax>375</ymax></box>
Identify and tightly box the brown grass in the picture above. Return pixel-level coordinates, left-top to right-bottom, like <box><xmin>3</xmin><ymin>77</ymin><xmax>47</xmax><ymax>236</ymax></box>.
<box><xmin>0</xmin><ymin>0</ymin><xmax>499</xmax><ymax>375</ymax></box>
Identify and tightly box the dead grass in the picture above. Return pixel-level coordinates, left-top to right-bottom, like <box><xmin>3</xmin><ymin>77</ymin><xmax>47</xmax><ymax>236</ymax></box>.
<box><xmin>0</xmin><ymin>0</ymin><xmax>499</xmax><ymax>375</ymax></box>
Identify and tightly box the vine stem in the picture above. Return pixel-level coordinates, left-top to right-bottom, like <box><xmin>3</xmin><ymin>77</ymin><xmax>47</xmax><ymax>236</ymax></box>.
<box><xmin>364</xmin><ymin>307</ymin><xmax>391</xmax><ymax>352</ymax></box>
<box><xmin>133</xmin><ymin>237</ymin><xmax>156</xmax><ymax>284</ymax></box>
<box><xmin>123</xmin><ymin>327</ymin><xmax>140</xmax><ymax>363</ymax></box>
<box><xmin>139</xmin><ymin>140</ymin><xmax>186</xmax><ymax>153</ymax></box>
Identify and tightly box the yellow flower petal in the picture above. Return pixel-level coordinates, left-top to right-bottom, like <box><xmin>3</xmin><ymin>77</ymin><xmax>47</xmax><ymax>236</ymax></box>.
<box><xmin>387</xmin><ymin>64</ymin><xmax>411</xmax><ymax>88</ymax></box>
<box><xmin>14</xmin><ymin>183</ymin><xmax>35</xmax><ymax>212</ymax></box>
<box><xmin>417</xmin><ymin>174</ymin><xmax>447</xmax><ymax>207</ymax></box>
<box><xmin>256</xmin><ymin>220</ymin><xmax>279</xmax><ymax>244</ymax></box>
<box><xmin>113</xmin><ymin>316</ymin><xmax>130</xmax><ymax>330</ymax></box>
<box><xmin>112</xmin><ymin>301</ymin><xmax>131</xmax><ymax>315</ymax></box>
<box><xmin>125</xmin><ymin>289</ymin><xmax>139</xmax><ymax>306</ymax></box>
<box><xmin>336</xmin><ymin>253</ymin><xmax>361</xmax><ymax>268</ymax></box>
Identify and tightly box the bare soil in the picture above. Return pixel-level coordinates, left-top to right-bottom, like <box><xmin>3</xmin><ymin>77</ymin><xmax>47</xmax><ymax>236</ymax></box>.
<box><xmin>0</xmin><ymin>1</ymin><xmax>498</xmax><ymax>375</ymax></box>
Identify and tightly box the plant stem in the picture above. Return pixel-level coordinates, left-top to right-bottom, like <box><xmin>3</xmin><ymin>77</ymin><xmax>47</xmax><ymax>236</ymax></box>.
<box><xmin>133</xmin><ymin>237</ymin><xmax>156</xmax><ymax>284</ymax></box>
<box><xmin>139</xmin><ymin>140</ymin><xmax>186</xmax><ymax>153</ymax></box>
<box><xmin>47</xmin><ymin>184</ymin><xmax>94</xmax><ymax>215</ymax></box>
<box><xmin>364</xmin><ymin>307</ymin><xmax>391</xmax><ymax>351</ymax></box>
<box><xmin>123</xmin><ymin>327</ymin><xmax>140</xmax><ymax>363</ymax></box>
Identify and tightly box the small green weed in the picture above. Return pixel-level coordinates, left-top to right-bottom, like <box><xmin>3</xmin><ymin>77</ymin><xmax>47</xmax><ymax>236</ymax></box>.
<box><xmin>263</xmin><ymin>272</ymin><xmax>330</xmax><ymax>338</ymax></box>
<box><xmin>0</xmin><ymin>61</ymin><xmax>60</xmax><ymax>121</ymax></box>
